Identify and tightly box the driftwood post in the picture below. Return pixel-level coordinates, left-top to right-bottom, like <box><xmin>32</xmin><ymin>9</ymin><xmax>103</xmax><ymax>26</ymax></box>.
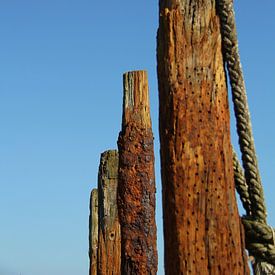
<box><xmin>89</xmin><ymin>189</ymin><xmax>98</xmax><ymax>275</ymax></box>
<box><xmin>157</xmin><ymin>1</ymin><xmax>249</xmax><ymax>274</ymax></box>
<box><xmin>97</xmin><ymin>150</ymin><xmax>121</xmax><ymax>275</ymax></box>
<box><xmin>117</xmin><ymin>70</ymin><xmax>158</xmax><ymax>274</ymax></box>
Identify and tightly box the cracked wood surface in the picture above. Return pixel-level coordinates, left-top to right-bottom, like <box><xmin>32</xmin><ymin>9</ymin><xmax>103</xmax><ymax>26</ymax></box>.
<box><xmin>97</xmin><ymin>150</ymin><xmax>121</xmax><ymax>275</ymax></box>
<box><xmin>157</xmin><ymin>1</ymin><xmax>249</xmax><ymax>274</ymax></box>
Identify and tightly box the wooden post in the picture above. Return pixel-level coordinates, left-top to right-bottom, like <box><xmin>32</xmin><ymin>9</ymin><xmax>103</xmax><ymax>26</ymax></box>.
<box><xmin>89</xmin><ymin>189</ymin><xmax>98</xmax><ymax>275</ymax></box>
<box><xmin>157</xmin><ymin>1</ymin><xmax>249</xmax><ymax>274</ymax></box>
<box><xmin>117</xmin><ymin>71</ymin><xmax>158</xmax><ymax>274</ymax></box>
<box><xmin>97</xmin><ymin>150</ymin><xmax>121</xmax><ymax>275</ymax></box>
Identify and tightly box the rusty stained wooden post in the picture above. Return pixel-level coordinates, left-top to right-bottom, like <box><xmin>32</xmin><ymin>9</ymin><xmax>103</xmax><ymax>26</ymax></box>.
<box><xmin>157</xmin><ymin>1</ymin><xmax>249</xmax><ymax>274</ymax></box>
<box><xmin>97</xmin><ymin>150</ymin><xmax>121</xmax><ymax>275</ymax></box>
<box><xmin>117</xmin><ymin>70</ymin><xmax>158</xmax><ymax>274</ymax></box>
<box><xmin>89</xmin><ymin>189</ymin><xmax>98</xmax><ymax>275</ymax></box>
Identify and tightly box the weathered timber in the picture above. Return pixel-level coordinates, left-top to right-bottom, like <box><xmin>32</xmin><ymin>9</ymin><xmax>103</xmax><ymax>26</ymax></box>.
<box><xmin>157</xmin><ymin>1</ymin><xmax>249</xmax><ymax>274</ymax></box>
<box><xmin>117</xmin><ymin>71</ymin><xmax>158</xmax><ymax>274</ymax></box>
<box><xmin>97</xmin><ymin>150</ymin><xmax>121</xmax><ymax>275</ymax></box>
<box><xmin>89</xmin><ymin>189</ymin><xmax>98</xmax><ymax>275</ymax></box>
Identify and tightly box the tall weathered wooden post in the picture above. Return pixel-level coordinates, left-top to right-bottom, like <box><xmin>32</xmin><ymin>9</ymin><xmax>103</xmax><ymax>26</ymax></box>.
<box><xmin>117</xmin><ymin>71</ymin><xmax>158</xmax><ymax>274</ymax></box>
<box><xmin>97</xmin><ymin>150</ymin><xmax>121</xmax><ymax>275</ymax></box>
<box><xmin>157</xmin><ymin>1</ymin><xmax>249</xmax><ymax>274</ymax></box>
<box><xmin>89</xmin><ymin>189</ymin><xmax>98</xmax><ymax>275</ymax></box>
<box><xmin>89</xmin><ymin>150</ymin><xmax>121</xmax><ymax>275</ymax></box>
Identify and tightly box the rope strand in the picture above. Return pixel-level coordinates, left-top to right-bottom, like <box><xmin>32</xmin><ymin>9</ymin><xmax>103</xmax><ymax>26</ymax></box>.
<box><xmin>217</xmin><ymin>0</ymin><xmax>267</xmax><ymax>223</ymax></box>
<box><xmin>217</xmin><ymin>0</ymin><xmax>274</xmax><ymax>271</ymax></box>
<box><xmin>233</xmin><ymin>150</ymin><xmax>252</xmax><ymax>215</ymax></box>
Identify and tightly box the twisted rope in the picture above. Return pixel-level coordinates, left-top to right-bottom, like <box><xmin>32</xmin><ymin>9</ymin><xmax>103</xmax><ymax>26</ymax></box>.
<box><xmin>253</xmin><ymin>260</ymin><xmax>275</xmax><ymax>275</ymax></box>
<box><xmin>233</xmin><ymin>151</ymin><xmax>251</xmax><ymax>215</ymax></box>
<box><xmin>233</xmin><ymin>151</ymin><xmax>275</xmax><ymax>268</ymax></box>
<box><xmin>216</xmin><ymin>0</ymin><xmax>267</xmax><ymax>223</ymax></box>
<box><xmin>249</xmin><ymin>241</ymin><xmax>275</xmax><ymax>269</ymax></box>
<box><xmin>242</xmin><ymin>218</ymin><xmax>275</xmax><ymax>246</ymax></box>
<box><xmin>216</xmin><ymin>0</ymin><xmax>275</xmax><ymax>271</ymax></box>
<box><xmin>233</xmin><ymin>152</ymin><xmax>275</xmax><ymax>268</ymax></box>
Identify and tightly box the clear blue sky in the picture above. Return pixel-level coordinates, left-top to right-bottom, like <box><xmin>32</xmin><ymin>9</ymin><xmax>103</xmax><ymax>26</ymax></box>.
<box><xmin>0</xmin><ymin>1</ymin><xmax>274</xmax><ymax>274</ymax></box>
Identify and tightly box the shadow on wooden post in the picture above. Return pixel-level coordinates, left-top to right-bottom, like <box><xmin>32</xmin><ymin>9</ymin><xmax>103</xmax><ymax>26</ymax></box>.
<box><xmin>117</xmin><ymin>70</ymin><xmax>158</xmax><ymax>274</ymax></box>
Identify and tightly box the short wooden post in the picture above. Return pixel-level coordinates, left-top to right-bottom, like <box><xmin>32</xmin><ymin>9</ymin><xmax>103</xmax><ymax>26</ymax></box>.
<box><xmin>89</xmin><ymin>189</ymin><xmax>98</xmax><ymax>275</ymax></box>
<box><xmin>97</xmin><ymin>150</ymin><xmax>121</xmax><ymax>275</ymax></box>
<box><xmin>117</xmin><ymin>70</ymin><xmax>158</xmax><ymax>274</ymax></box>
<box><xmin>157</xmin><ymin>1</ymin><xmax>249</xmax><ymax>274</ymax></box>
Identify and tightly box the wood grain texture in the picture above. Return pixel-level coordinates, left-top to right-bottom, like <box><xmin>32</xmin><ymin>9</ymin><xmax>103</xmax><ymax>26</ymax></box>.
<box><xmin>97</xmin><ymin>150</ymin><xmax>121</xmax><ymax>275</ymax></box>
<box><xmin>89</xmin><ymin>189</ymin><xmax>98</xmax><ymax>275</ymax></box>
<box><xmin>157</xmin><ymin>1</ymin><xmax>249</xmax><ymax>274</ymax></box>
<box><xmin>118</xmin><ymin>71</ymin><xmax>158</xmax><ymax>274</ymax></box>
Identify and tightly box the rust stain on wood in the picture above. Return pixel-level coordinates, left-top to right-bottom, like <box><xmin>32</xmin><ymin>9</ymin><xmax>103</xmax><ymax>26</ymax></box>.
<box><xmin>157</xmin><ymin>1</ymin><xmax>249</xmax><ymax>274</ymax></box>
<box><xmin>118</xmin><ymin>70</ymin><xmax>158</xmax><ymax>274</ymax></box>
